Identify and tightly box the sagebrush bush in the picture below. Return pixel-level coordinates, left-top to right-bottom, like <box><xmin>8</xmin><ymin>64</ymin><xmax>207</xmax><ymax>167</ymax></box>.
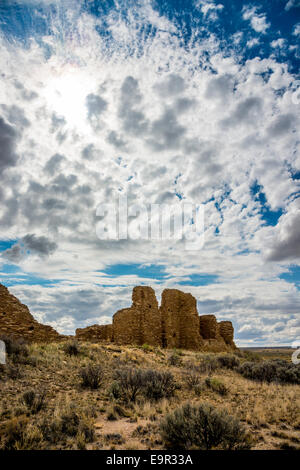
<box><xmin>40</xmin><ymin>409</ymin><xmax>95</xmax><ymax>445</ymax></box>
<box><xmin>63</xmin><ymin>340</ymin><xmax>80</xmax><ymax>356</ymax></box>
<box><xmin>167</xmin><ymin>351</ymin><xmax>182</xmax><ymax>366</ymax></box>
<box><xmin>217</xmin><ymin>354</ymin><xmax>240</xmax><ymax>369</ymax></box>
<box><xmin>114</xmin><ymin>368</ymin><xmax>177</xmax><ymax>402</ymax></box>
<box><xmin>205</xmin><ymin>377</ymin><xmax>228</xmax><ymax>396</ymax></box>
<box><xmin>197</xmin><ymin>354</ymin><xmax>219</xmax><ymax>374</ymax></box>
<box><xmin>114</xmin><ymin>368</ymin><xmax>144</xmax><ymax>402</ymax></box>
<box><xmin>142</xmin><ymin>369</ymin><xmax>176</xmax><ymax>401</ymax></box>
<box><xmin>183</xmin><ymin>368</ymin><xmax>201</xmax><ymax>390</ymax></box>
<box><xmin>79</xmin><ymin>364</ymin><xmax>103</xmax><ymax>389</ymax></box>
<box><xmin>160</xmin><ymin>403</ymin><xmax>251</xmax><ymax>450</ymax></box>
<box><xmin>22</xmin><ymin>390</ymin><xmax>46</xmax><ymax>414</ymax></box>
<box><xmin>238</xmin><ymin>359</ymin><xmax>300</xmax><ymax>384</ymax></box>
<box><xmin>109</xmin><ymin>380</ymin><xmax>123</xmax><ymax>400</ymax></box>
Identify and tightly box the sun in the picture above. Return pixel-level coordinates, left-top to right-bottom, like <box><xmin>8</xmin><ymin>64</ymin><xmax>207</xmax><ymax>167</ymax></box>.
<box><xmin>42</xmin><ymin>65</ymin><xmax>97</xmax><ymax>131</ymax></box>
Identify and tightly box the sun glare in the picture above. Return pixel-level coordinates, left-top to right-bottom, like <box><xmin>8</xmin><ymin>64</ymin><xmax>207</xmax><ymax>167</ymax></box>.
<box><xmin>43</xmin><ymin>67</ymin><xmax>96</xmax><ymax>131</ymax></box>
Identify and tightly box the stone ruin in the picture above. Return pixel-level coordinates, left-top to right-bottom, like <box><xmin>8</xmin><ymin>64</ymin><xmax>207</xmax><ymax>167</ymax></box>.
<box><xmin>76</xmin><ymin>286</ymin><xmax>237</xmax><ymax>352</ymax></box>
<box><xmin>0</xmin><ymin>282</ymin><xmax>236</xmax><ymax>351</ymax></box>
<box><xmin>0</xmin><ymin>283</ymin><xmax>62</xmax><ymax>343</ymax></box>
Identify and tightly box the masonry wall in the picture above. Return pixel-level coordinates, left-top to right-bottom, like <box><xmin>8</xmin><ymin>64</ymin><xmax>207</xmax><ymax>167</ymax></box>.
<box><xmin>0</xmin><ymin>283</ymin><xmax>62</xmax><ymax>343</ymax></box>
<box><xmin>218</xmin><ymin>321</ymin><xmax>236</xmax><ymax>348</ymax></box>
<box><xmin>0</xmin><ymin>281</ymin><xmax>237</xmax><ymax>351</ymax></box>
<box><xmin>75</xmin><ymin>324</ymin><xmax>113</xmax><ymax>342</ymax></box>
<box><xmin>113</xmin><ymin>286</ymin><xmax>162</xmax><ymax>346</ymax></box>
<box><xmin>160</xmin><ymin>289</ymin><xmax>202</xmax><ymax>350</ymax></box>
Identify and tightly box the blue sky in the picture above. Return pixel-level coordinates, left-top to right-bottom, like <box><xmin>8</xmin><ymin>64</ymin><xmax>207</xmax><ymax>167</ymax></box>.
<box><xmin>0</xmin><ymin>0</ymin><xmax>299</xmax><ymax>345</ymax></box>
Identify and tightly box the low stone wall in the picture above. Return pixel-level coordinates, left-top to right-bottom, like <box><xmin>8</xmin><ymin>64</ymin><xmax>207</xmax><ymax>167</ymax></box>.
<box><xmin>75</xmin><ymin>324</ymin><xmax>113</xmax><ymax>342</ymax></box>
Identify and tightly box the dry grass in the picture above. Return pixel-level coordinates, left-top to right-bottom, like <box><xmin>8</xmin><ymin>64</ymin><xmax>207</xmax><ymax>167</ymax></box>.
<box><xmin>0</xmin><ymin>342</ymin><xmax>299</xmax><ymax>450</ymax></box>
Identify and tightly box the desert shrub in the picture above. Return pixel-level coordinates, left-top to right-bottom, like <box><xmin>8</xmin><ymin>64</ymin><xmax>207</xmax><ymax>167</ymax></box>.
<box><xmin>60</xmin><ymin>410</ymin><xmax>80</xmax><ymax>437</ymax></box>
<box><xmin>6</xmin><ymin>364</ymin><xmax>22</xmax><ymax>380</ymax></box>
<box><xmin>104</xmin><ymin>433</ymin><xmax>125</xmax><ymax>445</ymax></box>
<box><xmin>77</xmin><ymin>419</ymin><xmax>95</xmax><ymax>445</ymax></box>
<box><xmin>114</xmin><ymin>368</ymin><xmax>176</xmax><ymax>402</ymax></box>
<box><xmin>167</xmin><ymin>351</ymin><xmax>182</xmax><ymax>366</ymax></box>
<box><xmin>160</xmin><ymin>403</ymin><xmax>251</xmax><ymax>450</ymax></box>
<box><xmin>217</xmin><ymin>354</ymin><xmax>240</xmax><ymax>369</ymax></box>
<box><xmin>114</xmin><ymin>368</ymin><xmax>144</xmax><ymax>402</ymax></box>
<box><xmin>40</xmin><ymin>409</ymin><xmax>95</xmax><ymax>446</ymax></box>
<box><xmin>142</xmin><ymin>369</ymin><xmax>176</xmax><ymax>401</ymax></box>
<box><xmin>238</xmin><ymin>360</ymin><xmax>300</xmax><ymax>384</ymax></box>
<box><xmin>63</xmin><ymin>340</ymin><xmax>80</xmax><ymax>356</ymax></box>
<box><xmin>197</xmin><ymin>354</ymin><xmax>219</xmax><ymax>374</ymax></box>
<box><xmin>108</xmin><ymin>380</ymin><xmax>122</xmax><ymax>400</ymax></box>
<box><xmin>205</xmin><ymin>377</ymin><xmax>228</xmax><ymax>396</ymax></box>
<box><xmin>106</xmin><ymin>404</ymin><xmax>131</xmax><ymax>421</ymax></box>
<box><xmin>0</xmin><ymin>416</ymin><xmax>43</xmax><ymax>450</ymax></box>
<box><xmin>79</xmin><ymin>364</ymin><xmax>103</xmax><ymax>389</ymax></box>
<box><xmin>241</xmin><ymin>350</ymin><xmax>261</xmax><ymax>362</ymax></box>
<box><xmin>22</xmin><ymin>390</ymin><xmax>46</xmax><ymax>414</ymax></box>
<box><xmin>183</xmin><ymin>368</ymin><xmax>201</xmax><ymax>390</ymax></box>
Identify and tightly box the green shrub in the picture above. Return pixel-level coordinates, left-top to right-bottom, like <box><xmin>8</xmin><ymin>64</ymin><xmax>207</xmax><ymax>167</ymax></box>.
<box><xmin>141</xmin><ymin>343</ymin><xmax>153</xmax><ymax>352</ymax></box>
<box><xmin>108</xmin><ymin>380</ymin><xmax>122</xmax><ymax>400</ymax></box>
<box><xmin>79</xmin><ymin>364</ymin><xmax>103</xmax><ymax>389</ymax></box>
<box><xmin>142</xmin><ymin>370</ymin><xmax>176</xmax><ymax>401</ymax></box>
<box><xmin>198</xmin><ymin>354</ymin><xmax>219</xmax><ymax>374</ymax></box>
<box><xmin>217</xmin><ymin>354</ymin><xmax>240</xmax><ymax>369</ymax></box>
<box><xmin>160</xmin><ymin>403</ymin><xmax>251</xmax><ymax>450</ymax></box>
<box><xmin>205</xmin><ymin>377</ymin><xmax>228</xmax><ymax>396</ymax></box>
<box><xmin>114</xmin><ymin>368</ymin><xmax>177</xmax><ymax>402</ymax></box>
<box><xmin>114</xmin><ymin>368</ymin><xmax>144</xmax><ymax>402</ymax></box>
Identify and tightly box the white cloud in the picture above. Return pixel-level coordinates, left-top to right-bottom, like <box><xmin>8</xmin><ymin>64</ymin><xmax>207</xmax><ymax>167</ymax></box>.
<box><xmin>285</xmin><ymin>0</ymin><xmax>300</xmax><ymax>11</ymax></box>
<box><xmin>293</xmin><ymin>23</ymin><xmax>300</xmax><ymax>36</ymax></box>
<box><xmin>242</xmin><ymin>6</ymin><xmax>270</xmax><ymax>34</ymax></box>
<box><xmin>270</xmin><ymin>38</ymin><xmax>286</xmax><ymax>49</ymax></box>
<box><xmin>196</xmin><ymin>1</ymin><xmax>224</xmax><ymax>20</ymax></box>
<box><xmin>246</xmin><ymin>37</ymin><xmax>260</xmax><ymax>48</ymax></box>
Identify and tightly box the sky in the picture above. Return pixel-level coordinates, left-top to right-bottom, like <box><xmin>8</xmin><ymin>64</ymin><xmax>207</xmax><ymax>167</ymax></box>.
<box><xmin>0</xmin><ymin>0</ymin><xmax>299</xmax><ymax>346</ymax></box>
